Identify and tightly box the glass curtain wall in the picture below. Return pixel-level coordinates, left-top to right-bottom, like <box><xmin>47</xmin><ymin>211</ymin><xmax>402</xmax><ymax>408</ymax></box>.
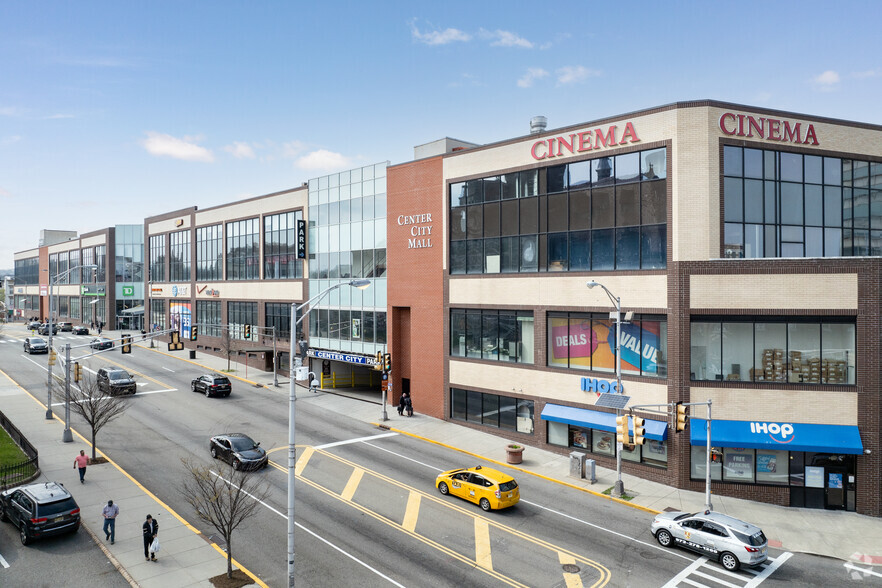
<box><xmin>226</xmin><ymin>219</ymin><xmax>260</xmax><ymax>280</ymax></box>
<box><xmin>196</xmin><ymin>225</ymin><xmax>223</xmax><ymax>281</ymax></box>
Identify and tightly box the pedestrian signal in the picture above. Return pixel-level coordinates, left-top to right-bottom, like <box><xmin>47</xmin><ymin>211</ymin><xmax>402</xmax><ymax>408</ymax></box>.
<box><xmin>74</xmin><ymin>362</ymin><xmax>83</xmax><ymax>382</ymax></box>
<box><xmin>121</xmin><ymin>334</ymin><xmax>132</xmax><ymax>354</ymax></box>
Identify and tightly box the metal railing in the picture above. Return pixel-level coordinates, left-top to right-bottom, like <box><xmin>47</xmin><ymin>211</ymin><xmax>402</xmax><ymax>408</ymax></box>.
<box><xmin>0</xmin><ymin>409</ymin><xmax>39</xmax><ymax>490</ymax></box>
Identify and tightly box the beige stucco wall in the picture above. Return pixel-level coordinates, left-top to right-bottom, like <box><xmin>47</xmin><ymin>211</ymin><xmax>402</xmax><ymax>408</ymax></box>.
<box><xmin>449</xmin><ymin>274</ymin><xmax>666</xmax><ymax>309</ymax></box>
<box><xmin>80</xmin><ymin>234</ymin><xmax>107</xmax><ymax>248</ymax></box>
<box><xmin>688</xmin><ymin>386</ymin><xmax>857</xmax><ymax>426</ymax></box>
<box><xmin>691</xmin><ymin>273</ymin><xmax>858</xmax><ymax>309</ymax></box>
<box><xmin>149</xmin><ymin>216</ymin><xmax>191</xmax><ymax>234</ymax></box>
<box><xmin>149</xmin><ymin>281</ymin><xmax>303</xmax><ymax>301</ymax></box>
<box><xmin>449</xmin><ymin>360</ymin><xmax>668</xmax><ymax>408</ymax></box>
<box><xmin>196</xmin><ymin>189</ymin><xmax>306</xmax><ymax>226</ymax></box>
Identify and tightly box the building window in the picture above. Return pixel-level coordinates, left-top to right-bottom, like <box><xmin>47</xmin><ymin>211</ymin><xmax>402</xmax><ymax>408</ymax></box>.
<box><xmin>450</xmin><ymin>388</ymin><xmax>534</xmax><ymax>434</ymax></box>
<box><xmin>547</xmin><ymin>421</ymin><xmax>668</xmax><ymax>467</ymax></box>
<box><xmin>196</xmin><ymin>300</ymin><xmax>221</xmax><ymax>337</ymax></box>
<box><xmin>14</xmin><ymin>257</ymin><xmax>39</xmax><ymax>285</ymax></box>
<box><xmin>69</xmin><ymin>249</ymin><xmax>81</xmax><ymax>284</ymax></box>
<box><xmin>450</xmin><ymin>309</ymin><xmax>534</xmax><ymax>363</ymax></box>
<box><xmin>228</xmin><ymin>301</ymin><xmax>257</xmax><ymax>340</ymax></box>
<box><xmin>150</xmin><ymin>299</ymin><xmax>166</xmax><ymax>331</ymax></box>
<box><xmin>690</xmin><ymin>318</ymin><xmax>855</xmax><ymax>384</ymax></box>
<box><xmin>149</xmin><ymin>235</ymin><xmax>166</xmax><ymax>282</ymax></box>
<box><xmin>226</xmin><ymin>218</ymin><xmax>260</xmax><ymax>280</ymax></box>
<box><xmin>450</xmin><ymin>148</ymin><xmax>666</xmax><ymax>274</ymax></box>
<box><xmin>82</xmin><ymin>248</ymin><xmax>95</xmax><ymax>283</ymax></box>
<box><xmin>69</xmin><ymin>297</ymin><xmax>80</xmax><ymax>320</ymax></box>
<box><xmin>196</xmin><ymin>225</ymin><xmax>223</xmax><ymax>281</ymax></box>
<box><xmin>266</xmin><ymin>302</ymin><xmax>294</xmax><ymax>340</ymax></box>
<box><xmin>548</xmin><ymin>312</ymin><xmax>667</xmax><ymax>378</ymax></box>
<box><xmin>58</xmin><ymin>296</ymin><xmax>69</xmax><ymax>317</ymax></box>
<box><xmin>264</xmin><ymin>211</ymin><xmax>304</xmax><ymax>279</ymax></box>
<box><xmin>169</xmin><ymin>230</ymin><xmax>191</xmax><ymax>282</ymax></box>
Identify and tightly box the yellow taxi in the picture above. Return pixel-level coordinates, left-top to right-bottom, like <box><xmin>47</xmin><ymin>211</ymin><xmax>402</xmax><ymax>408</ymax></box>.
<box><xmin>435</xmin><ymin>465</ymin><xmax>520</xmax><ymax>511</ymax></box>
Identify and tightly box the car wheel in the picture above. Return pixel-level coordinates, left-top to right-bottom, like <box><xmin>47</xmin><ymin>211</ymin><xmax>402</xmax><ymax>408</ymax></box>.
<box><xmin>191</xmin><ymin>382</ymin><xmax>197</xmax><ymax>392</ymax></box>
<box><xmin>438</xmin><ymin>482</ymin><xmax>449</xmax><ymax>495</ymax></box>
<box><xmin>20</xmin><ymin>525</ymin><xmax>30</xmax><ymax>545</ymax></box>
<box><xmin>205</xmin><ymin>388</ymin><xmax>211</xmax><ymax>398</ymax></box>
<box><xmin>233</xmin><ymin>458</ymin><xmax>241</xmax><ymax>471</ymax></box>
<box><xmin>656</xmin><ymin>529</ymin><xmax>673</xmax><ymax>547</ymax></box>
<box><xmin>720</xmin><ymin>552</ymin><xmax>740</xmax><ymax>572</ymax></box>
<box><xmin>479</xmin><ymin>498</ymin><xmax>492</xmax><ymax>512</ymax></box>
<box><xmin>210</xmin><ymin>447</ymin><xmax>218</xmax><ymax>459</ymax></box>
<box><xmin>224</xmin><ymin>393</ymin><xmax>230</xmax><ymax>398</ymax></box>
<box><xmin>0</xmin><ymin>504</ymin><xmax>7</xmax><ymax>522</ymax></box>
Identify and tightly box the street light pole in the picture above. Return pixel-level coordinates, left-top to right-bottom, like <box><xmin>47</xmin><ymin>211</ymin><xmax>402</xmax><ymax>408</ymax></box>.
<box><xmin>272</xmin><ymin>325</ymin><xmax>278</xmax><ymax>387</ymax></box>
<box><xmin>287</xmin><ymin>278</ymin><xmax>370</xmax><ymax>587</ymax></box>
<box><xmin>587</xmin><ymin>280</ymin><xmax>625</xmax><ymax>498</ymax></box>
<box><xmin>63</xmin><ymin>344</ymin><xmax>73</xmax><ymax>442</ymax></box>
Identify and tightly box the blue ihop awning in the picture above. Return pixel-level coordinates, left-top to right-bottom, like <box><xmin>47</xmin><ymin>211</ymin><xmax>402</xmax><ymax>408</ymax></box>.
<box><xmin>690</xmin><ymin>419</ymin><xmax>863</xmax><ymax>454</ymax></box>
<box><xmin>541</xmin><ymin>403</ymin><xmax>668</xmax><ymax>441</ymax></box>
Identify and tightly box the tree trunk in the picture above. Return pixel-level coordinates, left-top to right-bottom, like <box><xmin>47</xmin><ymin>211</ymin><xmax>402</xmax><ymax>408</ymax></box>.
<box><xmin>227</xmin><ymin>535</ymin><xmax>233</xmax><ymax>578</ymax></box>
<box><xmin>91</xmin><ymin>429</ymin><xmax>98</xmax><ymax>460</ymax></box>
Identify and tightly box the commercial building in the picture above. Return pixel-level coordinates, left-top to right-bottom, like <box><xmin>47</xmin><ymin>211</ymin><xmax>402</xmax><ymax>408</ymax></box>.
<box><xmin>386</xmin><ymin>101</ymin><xmax>881</xmax><ymax>516</ymax></box>
<box><xmin>144</xmin><ymin>187</ymin><xmax>308</xmax><ymax>373</ymax></box>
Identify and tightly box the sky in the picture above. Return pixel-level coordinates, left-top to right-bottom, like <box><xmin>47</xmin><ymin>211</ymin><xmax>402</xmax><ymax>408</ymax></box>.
<box><xmin>2</xmin><ymin>0</ymin><xmax>882</xmax><ymax>271</ymax></box>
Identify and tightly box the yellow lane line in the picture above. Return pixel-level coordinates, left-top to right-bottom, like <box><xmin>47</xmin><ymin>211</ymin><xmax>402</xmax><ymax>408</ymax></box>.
<box><xmin>341</xmin><ymin>468</ymin><xmax>364</xmax><ymax>501</ymax></box>
<box><xmin>296</xmin><ymin>446</ymin><xmax>314</xmax><ymax>475</ymax></box>
<box><xmin>0</xmin><ymin>367</ymin><xmax>269</xmax><ymax>588</ymax></box>
<box><xmin>372</xmin><ymin>423</ymin><xmax>661</xmax><ymax>516</ymax></box>
<box><xmin>560</xmin><ymin>552</ymin><xmax>584</xmax><ymax>588</ymax></box>
<box><xmin>402</xmin><ymin>491</ymin><xmax>421</xmax><ymax>533</ymax></box>
<box><xmin>475</xmin><ymin>518</ymin><xmax>493</xmax><ymax>571</ymax></box>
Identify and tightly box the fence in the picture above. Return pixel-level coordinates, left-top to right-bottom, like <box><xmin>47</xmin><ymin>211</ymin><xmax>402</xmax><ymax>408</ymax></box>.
<box><xmin>0</xmin><ymin>409</ymin><xmax>39</xmax><ymax>490</ymax></box>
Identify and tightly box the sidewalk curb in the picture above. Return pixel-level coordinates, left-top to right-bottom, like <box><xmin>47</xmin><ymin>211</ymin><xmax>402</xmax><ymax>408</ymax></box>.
<box><xmin>81</xmin><ymin>520</ymin><xmax>140</xmax><ymax>588</ymax></box>
<box><xmin>372</xmin><ymin>423</ymin><xmax>662</xmax><ymax>516</ymax></box>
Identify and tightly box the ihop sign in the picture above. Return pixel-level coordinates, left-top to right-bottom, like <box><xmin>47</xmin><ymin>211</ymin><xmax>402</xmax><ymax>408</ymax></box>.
<box><xmin>750</xmin><ymin>421</ymin><xmax>795</xmax><ymax>444</ymax></box>
<box><xmin>580</xmin><ymin>377</ymin><xmax>623</xmax><ymax>394</ymax></box>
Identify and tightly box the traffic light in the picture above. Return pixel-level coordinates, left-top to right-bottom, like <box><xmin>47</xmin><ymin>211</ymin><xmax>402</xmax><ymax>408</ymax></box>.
<box><xmin>48</xmin><ymin>349</ymin><xmax>57</xmax><ymax>366</ymax></box>
<box><xmin>168</xmin><ymin>331</ymin><xmax>183</xmax><ymax>351</ymax></box>
<box><xmin>632</xmin><ymin>416</ymin><xmax>645</xmax><ymax>445</ymax></box>
<box><xmin>615</xmin><ymin>415</ymin><xmax>630</xmax><ymax>445</ymax></box>
<box><xmin>383</xmin><ymin>352</ymin><xmax>391</xmax><ymax>372</ymax></box>
<box><xmin>676</xmin><ymin>402</ymin><xmax>689</xmax><ymax>432</ymax></box>
<box><xmin>243</xmin><ymin>324</ymin><xmax>251</xmax><ymax>339</ymax></box>
<box><xmin>121</xmin><ymin>334</ymin><xmax>132</xmax><ymax>354</ymax></box>
<box><xmin>374</xmin><ymin>351</ymin><xmax>383</xmax><ymax>371</ymax></box>
<box><xmin>74</xmin><ymin>362</ymin><xmax>82</xmax><ymax>382</ymax></box>
<box><xmin>190</xmin><ymin>326</ymin><xmax>198</xmax><ymax>341</ymax></box>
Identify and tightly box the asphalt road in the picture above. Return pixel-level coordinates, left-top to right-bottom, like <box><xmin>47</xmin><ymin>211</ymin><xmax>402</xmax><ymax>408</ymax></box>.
<box><xmin>0</xmin><ymin>327</ymin><xmax>868</xmax><ymax>587</ymax></box>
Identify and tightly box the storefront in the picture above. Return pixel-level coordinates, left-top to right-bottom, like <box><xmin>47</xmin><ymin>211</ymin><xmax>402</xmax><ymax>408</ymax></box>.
<box><xmin>690</xmin><ymin>419</ymin><xmax>863</xmax><ymax>511</ymax></box>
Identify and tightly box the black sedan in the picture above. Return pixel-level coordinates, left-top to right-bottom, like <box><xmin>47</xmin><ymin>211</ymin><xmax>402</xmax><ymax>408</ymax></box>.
<box><xmin>209</xmin><ymin>433</ymin><xmax>268</xmax><ymax>471</ymax></box>
<box><xmin>72</xmin><ymin>326</ymin><xmax>90</xmax><ymax>335</ymax></box>
<box><xmin>192</xmin><ymin>374</ymin><xmax>232</xmax><ymax>397</ymax></box>
<box><xmin>89</xmin><ymin>337</ymin><xmax>114</xmax><ymax>350</ymax></box>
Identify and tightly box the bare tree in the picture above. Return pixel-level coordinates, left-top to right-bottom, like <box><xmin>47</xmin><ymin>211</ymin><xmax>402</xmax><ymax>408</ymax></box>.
<box><xmin>52</xmin><ymin>371</ymin><xmax>130</xmax><ymax>460</ymax></box>
<box><xmin>219</xmin><ymin>326</ymin><xmax>236</xmax><ymax>372</ymax></box>
<box><xmin>179</xmin><ymin>458</ymin><xmax>270</xmax><ymax>579</ymax></box>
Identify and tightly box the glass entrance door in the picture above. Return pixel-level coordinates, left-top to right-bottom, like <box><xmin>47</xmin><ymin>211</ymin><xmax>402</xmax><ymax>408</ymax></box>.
<box><xmin>825</xmin><ymin>466</ymin><xmax>847</xmax><ymax>510</ymax></box>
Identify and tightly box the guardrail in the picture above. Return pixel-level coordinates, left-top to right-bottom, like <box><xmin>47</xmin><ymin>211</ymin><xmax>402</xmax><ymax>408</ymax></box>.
<box><xmin>0</xmin><ymin>409</ymin><xmax>39</xmax><ymax>490</ymax></box>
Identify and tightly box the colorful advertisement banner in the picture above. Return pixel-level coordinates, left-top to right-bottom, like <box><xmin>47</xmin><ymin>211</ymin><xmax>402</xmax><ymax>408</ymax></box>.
<box><xmin>549</xmin><ymin>317</ymin><xmax>660</xmax><ymax>373</ymax></box>
<box><xmin>170</xmin><ymin>301</ymin><xmax>191</xmax><ymax>340</ymax></box>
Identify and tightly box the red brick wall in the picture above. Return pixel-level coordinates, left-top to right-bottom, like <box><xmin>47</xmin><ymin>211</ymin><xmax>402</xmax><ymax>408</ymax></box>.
<box><xmin>387</xmin><ymin>157</ymin><xmax>446</xmax><ymax>418</ymax></box>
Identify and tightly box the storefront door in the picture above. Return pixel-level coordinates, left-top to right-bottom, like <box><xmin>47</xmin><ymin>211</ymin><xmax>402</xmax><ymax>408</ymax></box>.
<box><xmin>825</xmin><ymin>466</ymin><xmax>847</xmax><ymax>510</ymax></box>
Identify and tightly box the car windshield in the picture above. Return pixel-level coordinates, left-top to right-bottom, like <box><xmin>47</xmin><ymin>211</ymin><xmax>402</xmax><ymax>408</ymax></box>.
<box><xmin>109</xmin><ymin>372</ymin><xmax>129</xmax><ymax>380</ymax></box>
<box><xmin>31</xmin><ymin>338</ymin><xmax>46</xmax><ymax>344</ymax></box>
<box><xmin>498</xmin><ymin>480</ymin><xmax>518</xmax><ymax>492</ymax></box>
<box><xmin>230</xmin><ymin>437</ymin><xmax>257</xmax><ymax>451</ymax></box>
<box><xmin>37</xmin><ymin>497</ymin><xmax>78</xmax><ymax>516</ymax></box>
<box><xmin>674</xmin><ymin>513</ymin><xmax>695</xmax><ymax>521</ymax></box>
<box><xmin>732</xmin><ymin>529</ymin><xmax>767</xmax><ymax>546</ymax></box>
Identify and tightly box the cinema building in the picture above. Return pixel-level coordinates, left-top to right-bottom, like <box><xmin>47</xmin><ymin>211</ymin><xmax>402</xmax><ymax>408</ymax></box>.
<box><xmin>386</xmin><ymin>101</ymin><xmax>881</xmax><ymax>516</ymax></box>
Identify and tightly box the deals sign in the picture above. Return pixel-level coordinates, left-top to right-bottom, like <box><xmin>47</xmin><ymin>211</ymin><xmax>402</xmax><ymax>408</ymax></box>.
<box><xmin>548</xmin><ymin>317</ymin><xmax>661</xmax><ymax>374</ymax></box>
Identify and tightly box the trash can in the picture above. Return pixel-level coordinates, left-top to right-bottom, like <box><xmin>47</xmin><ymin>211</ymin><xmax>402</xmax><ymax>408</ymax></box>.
<box><xmin>189</xmin><ymin>350</ymin><xmax>196</xmax><ymax>360</ymax></box>
<box><xmin>569</xmin><ymin>451</ymin><xmax>586</xmax><ymax>479</ymax></box>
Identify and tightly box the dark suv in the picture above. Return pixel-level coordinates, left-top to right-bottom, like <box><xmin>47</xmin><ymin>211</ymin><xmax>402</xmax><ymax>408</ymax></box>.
<box><xmin>192</xmin><ymin>374</ymin><xmax>232</xmax><ymax>397</ymax></box>
<box><xmin>0</xmin><ymin>481</ymin><xmax>81</xmax><ymax>545</ymax></box>
<box><xmin>96</xmin><ymin>367</ymin><xmax>137</xmax><ymax>395</ymax></box>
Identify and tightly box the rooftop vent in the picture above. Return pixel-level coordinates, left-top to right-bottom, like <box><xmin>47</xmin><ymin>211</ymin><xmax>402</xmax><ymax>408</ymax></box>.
<box><xmin>530</xmin><ymin>116</ymin><xmax>547</xmax><ymax>134</ymax></box>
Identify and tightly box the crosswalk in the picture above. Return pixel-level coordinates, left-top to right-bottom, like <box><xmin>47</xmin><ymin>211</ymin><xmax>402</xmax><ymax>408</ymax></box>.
<box><xmin>1</xmin><ymin>335</ymin><xmax>96</xmax><ymax>344</ymax></box>
<box><xmin>662</xmin><ymin>552</ymin><xmax>791</xmax><ymax>588</ymax></box>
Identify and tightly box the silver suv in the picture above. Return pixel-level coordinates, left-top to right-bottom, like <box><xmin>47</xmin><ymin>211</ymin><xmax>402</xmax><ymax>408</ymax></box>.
<box><xmin>651</xmin><ymin>510</ymin><xmax>768</xmax><ymax>571</ymax></box>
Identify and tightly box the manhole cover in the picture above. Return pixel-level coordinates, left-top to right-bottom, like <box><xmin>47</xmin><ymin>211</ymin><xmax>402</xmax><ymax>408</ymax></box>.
<box><xmin>562</xmin><ymin>564</ymin><xmax>580</xmax><ymax>574</ymax></box>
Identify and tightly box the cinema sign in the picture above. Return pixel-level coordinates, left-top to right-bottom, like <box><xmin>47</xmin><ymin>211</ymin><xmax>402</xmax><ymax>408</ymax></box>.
<box><xmin>719</xmin><ymin>112</ymin><xmax>819</xmax><ymax>146</ymax></box>
<box><xmin>531</xmin><ymin>122</ymin><xmax>640</xmax><ymax>161</ymax></box>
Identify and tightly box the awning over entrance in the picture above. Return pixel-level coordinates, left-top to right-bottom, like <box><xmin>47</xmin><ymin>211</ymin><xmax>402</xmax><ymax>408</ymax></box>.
<box><xmin>690</xmin><ymin>419</ymin><xmax>863</xmax><ymax>454</ymax></box>
<box><xmin>120</xmin><ymin>305</ymin><xmax>144</xmax><ymax>315</ymax></box>
<box><xmin>541</xmin><ymin>403</ymin><xmax>668</xmax><ymax>441</ymax></box>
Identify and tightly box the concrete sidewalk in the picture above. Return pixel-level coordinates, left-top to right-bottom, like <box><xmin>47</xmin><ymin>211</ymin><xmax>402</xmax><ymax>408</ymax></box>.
<box><xmin>2</xmin><ymin>322</ymin><xmax>881</xmax><ymax>588</ymax></box>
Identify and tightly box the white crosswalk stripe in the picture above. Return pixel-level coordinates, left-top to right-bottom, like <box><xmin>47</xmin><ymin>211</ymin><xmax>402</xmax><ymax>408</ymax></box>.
<box><xmin>662</xmin><ymin>553</ymin><xmax>791</xmax><ymax>588</ymax></box>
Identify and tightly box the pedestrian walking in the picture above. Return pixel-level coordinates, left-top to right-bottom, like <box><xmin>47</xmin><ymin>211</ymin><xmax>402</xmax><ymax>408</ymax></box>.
<box><xmin>73</xmin><ymin>450</ymin><xmax>89</xmax><ymax>483</ymax></box>
<box><xmin>98</xmin><ymin>324</ymin><xmax>102</xmax><ymax>335</ymax></box>
<box><xmin>103</xmin><ymin>500</ymin><xmax>119</xmax><ymax>544</ymax></box>
<box><xmin>398</xmin><ymin>391</ymin><xmax>413</xmax><ymax>417</ymax></box>
<box><xmin>143</xmin><ymin>514</ymin><xmax>159</xmax><ymax>561</ymax></box>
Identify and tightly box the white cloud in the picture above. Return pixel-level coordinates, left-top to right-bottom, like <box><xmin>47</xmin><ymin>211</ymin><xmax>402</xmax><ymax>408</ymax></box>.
<box><xmin>410</xmin><ymin>21</ymin><xmax>471</xmax><ymax>45</ymax></box>
<box><xmin>0</xmin><ymin>106</ymin><xmax>25</xmax><ymax>117</ymax></box>
<box><xmin>44</xmin><ymin>113</ymin><xmax>75</xmax><ymax>120</ymax></box>
<box><xmin>517</xmin><ymin>67</ymin><xmax>549</xmax><ymax>88</ymax></box>
<box><xmin>480</xmin><ymin>29</ymin><xmax>534</xmax><ymax>49</ymax></box>
<box><xmin>295</xmin><ymin>149</ymin><xmax>352</xmax><ymax>172</ymax></box>
<box><xmin>282</xmin><ymin>140</ymin><xmax>307</xmax><ymax>159</ymax></box>
<box><xmin>141</xmin><ymin>132</ymin><xmax>214</xmax><ymax>162</ymax></box>
<box><xmin>812</xmin><ymin>70</ymin><xmax>840</xmax><ymax>90</ymax></box>
<box><xmin>0</xmin><ymin>135</ymin><xmax>22</xmax><ymax>147</ymax></box>
<box><xmin>556</xmin><ymin>65</ymin><xmax>601</xmax><ymax>85</ymax></box>
<box><xmin>223</xmin><ymin>141</ymin><xmax>257</xmax><ymax>160</ymax></box>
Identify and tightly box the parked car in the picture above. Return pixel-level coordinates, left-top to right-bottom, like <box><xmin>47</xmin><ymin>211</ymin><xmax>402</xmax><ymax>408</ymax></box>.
<box><xmin>191</xmin><ymin>374</ymin><xmax>232</xmax><ymax>397</ymax></box>
<box><xmin>435</xmin><ymin>465</ymin><xmax>520</xmax><ymax>511</ymax></box>
<box><xmin>27</xmin><ymin>321</ymin><xmax>42</xmax><ymax>330</ymax></box>
<box><xmin>72</xmin><ymin>325</ymin><xmax>89</xmax><ymax>335</ymax></box>
<box><xmin>57</xmin><ymin>322</ymin><xmax>73</xmax><ymax>332</ymax></box>
<box><xmin>0</xmin><ymin>481</ymin><xmax>81</xmax><ymax>545</ymax></box>
<box><xmin>209</xmin><ymin>433</ymin><xmax>268</xmax><ymax>471</ymax></box>
<box><xmin>89</xmin><ymin>337</ymin><xmax>113</xmax><ymax>350</ymax></box>
<box><xmin>96</xmin><ymin>367</ymin><xmax>137</xmax><ymax>395</ymax></box>
<box><xmin>38</xmin><ymin>323</ymin><xmax>58</xmax><ymax>336</ymax></box>
<box><xmin>651</xmin><ymin>510</ymin><xmax>768</xmax><ymax>571</ymax></box>
<box><xmin>23</xmin><ymin>337</ymin><xmax>49</xmax><ymax>354</ymax></box>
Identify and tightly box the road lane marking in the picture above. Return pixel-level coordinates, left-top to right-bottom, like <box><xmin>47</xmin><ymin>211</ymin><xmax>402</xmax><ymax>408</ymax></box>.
<box><xmin>316</xmin><ymin>432</ymin><xmax>398</xmax><ymax>449</ymax></box>
<box><xmin>341</xmin><ymin>468</ymin><xmax>364</xmax><ymax>501</ymax></box>
<box><xmin>402</xmin><ymin>491</ymin><xmax>420</xmax><ymax>532</ymax></box>
<box><xmin>744</xmin><ymin>552</ymin><xmax>791</xmax><ymax>587</ymax></box>
<box><xmin>559</xmin><ymin>552</ymin><xmax>583</xmax><ymax>588</ymax></box>
<box><xmin>0</xmin><ymin>552</ymin><xmax>8</xmax><ymax>568</ymax></box>
<box><xmin>692</xmin><ymin>569</ymin><xmax>740</xmax><ymax>587</ymax></box>
<box><xmin>295</xmin><ymin>446</ymin><xmax>314</xmax><ymax>475</ymax></box>
<box><xmin>162</xmin><ymin>366</ymin><xmax>175</xmax><ymax>372</ymax></box>
<box><xmin>475</xmin><ymin>517</ymin><xmax>493</xmax><ymax>571</ymax></box>
<box><xmin>844</xmin><ymin>563</ymin><xmax>882</xmax><ymax>579</ymax></box>
<box><xmin>661</xmin><ymin>556</ymin><xmax>710</xmax><ymax>588</ymax></box>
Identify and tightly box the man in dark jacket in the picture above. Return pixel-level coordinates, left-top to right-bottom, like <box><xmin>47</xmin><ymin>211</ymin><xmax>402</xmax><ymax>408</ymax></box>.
<box><xmin>143</xmin><ymin>514</ymin><xmax>159</xmax><ymax>561</ymax></box>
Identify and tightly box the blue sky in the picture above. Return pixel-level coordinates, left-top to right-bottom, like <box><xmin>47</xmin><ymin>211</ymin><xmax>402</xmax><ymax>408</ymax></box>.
<box><xmin>2</xmin><ymin>1</ymin><xmax>881</xmax><ymax>270</ymax></box>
